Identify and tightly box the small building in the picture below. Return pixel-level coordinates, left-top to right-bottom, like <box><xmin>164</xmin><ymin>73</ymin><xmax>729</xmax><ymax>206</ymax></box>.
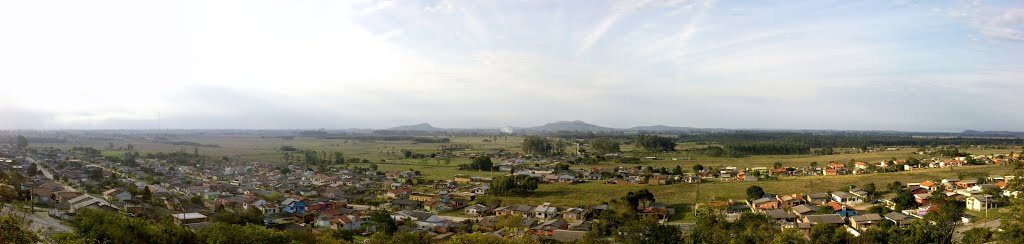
<box><xmin>171</xmin><ymin>212</ymin><xmax>208</xmax><ymax>225</ymax></box>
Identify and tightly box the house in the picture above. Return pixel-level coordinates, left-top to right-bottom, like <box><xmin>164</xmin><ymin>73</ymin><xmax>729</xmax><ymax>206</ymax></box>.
<box><xmin>822</xmin><ymin>169</ymin><xmax>839</xmax><ymax>176</ymax></box>
<box><xmin>750</xmin><ymin>197</ymin><xmax>781</xmax><ymax>211</ymax></box>
<box><xmin>552</xmin><ymin>230</ymin><xmax>588</xmax><ymax>243</ymax></box>
<box><xmin>647</xmin><ymin>175</ymin><xmax>669</xmax><ymax>185</ymax></box>
<box><xmin>531</xmin><ymin>218</ymin><xmax>569</xmax><ymax>236</ymax></box>
<box><xmin>806</xmin><ymin>193</ymin><xmax>831</xmax><ymax>205</ymax></box>
<box><xmin>849</xmin><ymin>214</ymin><xmax>883</xmax><ymax>230</ymax></box>
<box><xmin>330</xmin><ymin>215</ymin><xmax>363</xmax><ymax>231</ymax></box>
<box><xmin>966</xmin><ymin>195</ymin><xmax>996</xmax><ymax>211</ymax></box>
<box><xmin>559</xmin><ymin>175</ymin><xmax>580</xmax><ymax>184</ymax></box>
<box><xmin>956</xmin><ymin>180</ymin><xmax>979</xmax><ymax>189</ymax></box>
<box><xmin>385</xmin><ymin>188</ymin><xmax>412</xmax><ymax>199</ymax></box>
<box><xmin>409</xmin><ymin>193</ymin><xmax>436</xmax><ymax>202</ymax></box>
<box><xmin>495</xmin><ymin>205</ymin><xmax>534</xmax><ymax>218</ymax></box>
<box><xmin>790</xmin><ymin>204</ymin><xmax>816</xmax><ymax>218</ymax></box>
<box><xmin>640</xmin><ymin>203</ymin><xmax>674</xmax><ymax>222</ymax></box>
<box><xmin>122</xmin><ymin>199</ymin><xmax>143</xmax><ymax>215</ymax></box>
<box><xmin>453</xmin><ymin>175</ymin><xmax>472</xmax><ymax>183</ymax></box>
<box><xmin>534</xmin><ymin>202</ymin><xmax>559</xmax><ymax>219</ymax></box>
<box><xmin>465</xmin><ymin>204</ymin><xmax>492</xmax><ymax>216</ymax></box>
<box><xmin>472</xmin><ymin>186</ymin><xmax>489</xmax><ymax>195</ymax></box>
<box><xmin>51</xmin><ymin>190</ymin><xmax>84</xmax><ymax>204</ymax></box>
<box><xmin>67</xmin><ymin>194</ymin><xmax>119</xmax><ymax>213</ymax></box>
<box><xmin>854</xmin><ymin>162</ymin><xmax>868</xmax><ymax>170</ymax></box>
<box><xmin>883</xmin><ymin>212</ymin><xmax>915</xmax><ymax>227</ymax></box>
<box><xmin>415</xmin><ymin>215</ymin><xmax>449</xmax><ymax>232</ymax></box>
<box><xmin>914</xmin><ymin>194</ymin><xmax>930</xmax><ymax>204</ymax></box>
<box><xmin>562</xmin><ymin>208</ymin><xmax>587</xmax><ymax>223</ymax></box>
<box><xmin>777</xmin><ymin>194</ymin><xmax>805</xmax><ymax>208</ymax></box>
<box><xmin>171</xmin><ymin>212</ymin><xmax>208</xmax><ymax>225</ymax></box>
<box><xmin>797</xmin><ymin>214</ymin><xmax>846</xmax><ymax>236</ymax></box>
<box><xmin>764</xmin><ymin>209</ymin><xmax>797</xmax><ymax>225</ymax></box>
<box><xmin>832</xmin><ymin>191</ymin><xmax>862</xmax><ymax>205</ymax></box>
<box><xmin>390</xmin><ymin>199</ymin><xmax>422</xmax><ymax>211</ymax></box>
<box><xmin>919</xmin><ymin>181</ymin><xmax>937</xmax><ymax>191</ymax></box>
<box><xmin>257</xmin><ymin>203</ymin><xmax>280</xmax><ymax>214</ymax></box>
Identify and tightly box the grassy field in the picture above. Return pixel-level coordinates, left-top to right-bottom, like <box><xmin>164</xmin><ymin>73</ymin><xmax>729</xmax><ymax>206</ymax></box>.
<box><xmin>481</xmin><ymin>164</ymin><xmax>1016</xmax><ymax>212</ymax></box>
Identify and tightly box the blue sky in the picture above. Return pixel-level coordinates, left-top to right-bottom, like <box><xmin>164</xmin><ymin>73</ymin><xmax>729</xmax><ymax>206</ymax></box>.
<box><xmin>0</xmin><ymin>0</ymin><xmax>1021</xmax><ymax>131</ymax></box>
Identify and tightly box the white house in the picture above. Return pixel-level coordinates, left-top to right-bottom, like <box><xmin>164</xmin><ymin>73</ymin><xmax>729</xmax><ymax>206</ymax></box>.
<box><xmin>966</xmin><ymin>195</ymin><xmax>996</xmax><ymax>211</ymax></box>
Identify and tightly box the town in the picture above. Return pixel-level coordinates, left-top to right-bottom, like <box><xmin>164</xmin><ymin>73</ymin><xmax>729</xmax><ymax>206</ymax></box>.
<box><xmin>2</xmin><ymin>131</ymin><xmax>1022</xmax><ymax>243</ymax></box>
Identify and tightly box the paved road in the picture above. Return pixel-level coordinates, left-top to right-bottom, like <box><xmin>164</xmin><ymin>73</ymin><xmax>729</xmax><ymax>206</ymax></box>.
<box><xmin>1</xmin><ymin>204</ymin><xmax>72</xmax><ymax>234</ymax></box>
<box><xmin>954</xmin><ymin>219</ymin><xmax>1001</xmax><ymax>242</ymax></box>
<box><xmin>29</xmin><ymin>157</ymin><xmax>79</xmax><ymax>192</ymax></box>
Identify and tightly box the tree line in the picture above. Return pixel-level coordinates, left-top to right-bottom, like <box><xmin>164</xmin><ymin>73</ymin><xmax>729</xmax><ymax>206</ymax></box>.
<box><xmin>679</xmin><ymin>131</ymin><xmax>1023</xmax><ymax>148</ymax></box>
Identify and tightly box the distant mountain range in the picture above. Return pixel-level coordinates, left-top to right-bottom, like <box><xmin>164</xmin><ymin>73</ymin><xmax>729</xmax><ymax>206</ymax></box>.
<box><xmin>387</xmin><ymin>123</ymin><xmax>442</xmax><ymax>131</ymax></box>
<box><xmin>384</xmin><ymin>121</ymin><xmax>1022</xmax><ymax>137</ymax></box>
<box><xmin>388</xmin><ymin>120</ymin><xmax>723</xmax><ymax>133</ymax></box>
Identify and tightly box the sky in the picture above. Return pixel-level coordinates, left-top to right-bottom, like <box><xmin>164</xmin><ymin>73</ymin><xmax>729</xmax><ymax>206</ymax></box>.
<box><xmin>1</xmin><ymin>0</ymin><xmax>1022</xmax><ymax>132</ymax></box>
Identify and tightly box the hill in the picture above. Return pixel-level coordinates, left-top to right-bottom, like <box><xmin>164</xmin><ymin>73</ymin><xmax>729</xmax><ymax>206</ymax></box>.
<box><xmin>388</xmin><ymin>123</ymin><xmax>442</xmax><ymax>131</ymax></box>
<box><xmin>523</xmin><ymin>120</ymin><xmax>617</xmax><ymax>132</ymax></box>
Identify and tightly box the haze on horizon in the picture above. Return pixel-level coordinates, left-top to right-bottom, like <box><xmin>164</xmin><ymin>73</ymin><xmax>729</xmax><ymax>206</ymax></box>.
<box><xmin>1</xmin><ymin>0</ymin><xmax>1022</xmax><ymax>132</ymax></box>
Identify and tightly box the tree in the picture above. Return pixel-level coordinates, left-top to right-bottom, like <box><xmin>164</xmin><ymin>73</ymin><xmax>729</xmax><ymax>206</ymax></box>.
<box><xmin>887</xmin><ymin>181</ymin><xmax>903</xmax><ymax>193</ymax></box>
<box><xmin>774</xmin><ymin>228</ymin><xmax>807</xmax><ymax>244</ymax></box>
<box><xmin>26</xmin><ymin>163</ymin><xmax>37</xmax><ymax>177</ymax></box>
<box><xmin>672</xmin><ymin>165</ymin><xmax>684</xmax><ymax>175</ymax></box>
<box><xmin>142</xmin><ymin>186</ymin><xmax>152</xmax><ymax>202</ymax></box>
<box><xmin>490</xmin><ymin>175</ymin><xmax>539</xmax><ymax>195</ymax></box>
<box><xmin>366</xmin><ymin>211</ymin><xmax>398</xmax><ymax>235</ymax></box>
<box><xmin>961</xmin><ymin>227</ymin><xmax>994</xmax><ymax>244</ymax></box>
<box><xmin>15</xmin><ymin>135</ymin><xmax>28</xmax><ymax>149</ymax></box>
<box><xmin>773</xmin><ymin>162</ymin><xmax>783</xmax><ymax>169</ymax></box>
<box><xmin>333</xmin><ymin>151</ymin><xmax>345</xmax><ymax>164</ymax></box>
<box><xmin>590</xmin><ymin>137</ymin><xmax>621</xmax><ymax>154</ymax></box>
<box><xmin>364</xmin><ymin>231</ymin><xmax>432</xmax><ymax>244</ymax></box>
<box><xmin>625</xmin><ymin>189</ymin><xmax>656</xmax><ymax>209</ymax></box>
<box><xmin>862</xmin><ymin>182</ymin><xmax>876</xmax><ymax>199</ymax></box>
<box><xmin>196</xmin><ymin>223</ymin><xmax>290</xmax><ymax>244</ymax></box>
<box><xmin>448</xmin><ymin>232</ymin><xmax>536</xmax><ymax>244</ymax></box>
<box><xmin>998</xmin><ymin>171</ymin><xmax>1024</xmax><ymax>241</ymax></box>
<box><xmin>635</xmin><ymin>135</ymin><xmax>676</xmax><ymax>152</ymax></box>
<box><xmin>522</xmin><ymin>136</ymin><xmax>554</xmax><ymax>156</ymax></box>
<box><xmin>324</xmin><ymin>228</ymin><xmax>355</xmax><ymax>242</ymax></box>
<box><xmin>463</xmin><ymin>157</ymin><xmax>492</xmax><ymax>171</ymax></box>
<box><xmin>892</xmin><ymin>189</ymin><xmax>917</xmax><ymax>211</ymax></box>
<box><xmin>924</xmin><ymin>191</ymin><xmax>965</xmax><ymax>244</ymax></box>
<box><xmin>0</xmin><ymin>208</ymin><xmax>40</xmax><ymax>244</ymax></box>
<box><xmin>613</xmin><ymin>218</ymin><xmax>684</xmax><ymax>244</ymax></box>
<box><xmin>810</xmin><ymin>162</ymin><xmax>818</xmax><ymax>169</ymax></box>
<box><xmin>746</xmin><ymin>185</ymin><xmax>765</xmax><ymax>200</ymax></box>
<box><xmin>67</xmin><ymin>209</ymin><xmax>195</xmax><ymax>243</ymax></box>
<box><xmin>692</xmin><ymin>164</ymin><xmax>704</xmax><ymax>173</ymax></box>
<box><xmin>809</xmin><ymin>224</ymin><xmax>851</xmax><ymax>243</ymax></box>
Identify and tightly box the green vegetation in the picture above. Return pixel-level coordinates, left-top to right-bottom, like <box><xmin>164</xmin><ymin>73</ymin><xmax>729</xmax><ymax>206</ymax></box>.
<box><xmin>489</xmin><ymin>174</ymin><xmax>539</xmax><ymax>195</ymax></box>
<box><xmin>635</xmin><ymin>134</ymin><xmax>676</xmax><ymax>152</ymax></box>
<box><xmin>0</xmin><ymin>208</ymin><xmax>40</xmax><ymax>244</ymax></box>
<box><xmin>15</xmin><ymin>135</ymin><xmax>29</xmax><ymax>148</ymax></box>
<box><xmin>589</xmin><ymin>137</ymin><xmax>621</xmax><ymax>154</ymax></box>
